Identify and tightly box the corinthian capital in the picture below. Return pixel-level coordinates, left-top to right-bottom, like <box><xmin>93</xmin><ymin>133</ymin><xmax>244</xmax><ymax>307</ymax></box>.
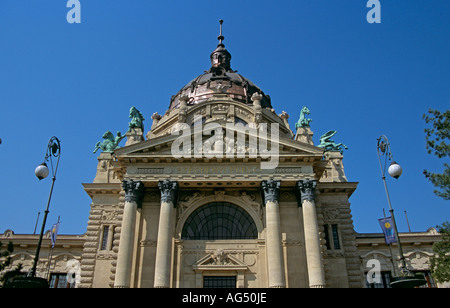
<box><xmin>296</xmin><ymin>179</ymin><xmax>317</xmax><ymax>203</ymax></box>
<box><xmin>122</xmin><ymin>180</ymin><xmax>145</xmax><ymax>206</ymax></box>
<box><xmin>158</xmin><ymin>180</ymin><xmax>179</xmax><ymax>205</ymax></box>
<box><xmin>261</xmin><ymin>180</ymin><xmax>281</xmax><ymax>204</ymax></box>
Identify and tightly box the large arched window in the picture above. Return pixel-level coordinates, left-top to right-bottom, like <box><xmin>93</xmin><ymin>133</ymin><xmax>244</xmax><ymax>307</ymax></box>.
<box><xmin>181</xmin><ymin>202</ymin><xmax>258</xmax><ymax>240</ymax></box>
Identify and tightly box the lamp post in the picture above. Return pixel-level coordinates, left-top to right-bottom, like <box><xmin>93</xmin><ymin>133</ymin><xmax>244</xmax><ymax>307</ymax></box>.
<box><xmin>376</xmin><ymin>135</ymin><xmax>425</xmax><ymax>288</ymax></box>
<box><xmin>29</xmin><ymin>136</ymin><xmax>61</xmax><ymax>279</ymax></box>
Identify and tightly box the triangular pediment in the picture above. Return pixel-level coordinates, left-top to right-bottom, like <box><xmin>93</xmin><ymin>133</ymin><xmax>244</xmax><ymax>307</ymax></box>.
<box><xmin>192</xmin><ymin>250</ymin><xmax>248</xmax><ymax>271</ymax></box>
<box><xmin>113</xmin><ymin>122</ymin><xmax>324</xmax><ymax>160</ymax></box>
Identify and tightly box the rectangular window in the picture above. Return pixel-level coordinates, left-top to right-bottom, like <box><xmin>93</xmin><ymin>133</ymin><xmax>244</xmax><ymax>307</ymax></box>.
<box><xmin>100</xmin><ymin>226</ymin><xmax>109</xmax><ymax>250</ymax></box>
<box><xmin>110</xmin><ymin>226</ymin><xmax>116</xmax><ymax>250</ymax></box>
<box><xmin>323</xmin><ymin>224</ymin><xmax>331</xmax><ymax>250</ymax></box>
<box><xmin>331</xmin><ymin>224</ymin><xmax>340</xmax><ymax>250</ymax></box>
<box><xmin>365</xmin><ymin>271</ymin><xmax>392</xmax><ymax>288</ymax></box>
<box><xmin>203</xmin><ymin>276</ymin><xmax>236</xmax><ymax>288</ymax></box>
<box><xmin>49</xmin><ymin>273</ymin><xmax>75</xmax><ymax>288</ymax></box>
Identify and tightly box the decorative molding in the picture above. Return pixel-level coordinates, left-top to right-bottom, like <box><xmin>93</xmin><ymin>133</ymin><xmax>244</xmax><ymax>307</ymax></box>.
<box><xmin>193</xmin><ymin>249</ymin><xmax>249</xmax><ymax>270</ymax></box>
<box><xmin>261</xmin><ymin>180</ymin><xmax>280</xmax><ymax>204</ymax></box>
<box><xmin>323</xmin><ymin>209</ymin><xmax>340</xmax><ymax>223</ymax></box>
<box><xmin>295</xmin><ymin>179</ymin><xmax>317</xmax><ymax>204</ymax></box>
<box><xmin>214</xmin><ymin>189</ymin><xmax>226</xmax><ymax>201</ymax></box>
<box><xmin>122</xmin><ymin>180</ymin><xmax>145</xmax><ymax>207</ymax></box>
<box><xmin>101</xmin><ymin>210</ymin><xmax>120</xmax><ymax>222</ymax></box>
<box><xmin>158</xmin><ymin>180</ymin><xmax>179</xmax><ymax>206</ymax></box>
<box><xmin>139</xmin><ymin>239</ymin><xmax>157</xmax><ymax>247</ymax></box>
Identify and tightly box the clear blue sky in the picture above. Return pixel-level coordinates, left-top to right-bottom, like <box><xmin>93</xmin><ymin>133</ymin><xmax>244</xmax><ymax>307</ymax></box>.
<box><xmin>0</xmin><ymin>0</ymin><xmax>448</xmax><ymax>235</ymax></box>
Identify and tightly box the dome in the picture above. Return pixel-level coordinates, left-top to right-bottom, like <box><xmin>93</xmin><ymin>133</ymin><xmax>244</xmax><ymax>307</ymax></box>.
<box><xmin>168</xmin><ymin>20</ymin><xmax>272</xmax><ymax>110</ymax></box>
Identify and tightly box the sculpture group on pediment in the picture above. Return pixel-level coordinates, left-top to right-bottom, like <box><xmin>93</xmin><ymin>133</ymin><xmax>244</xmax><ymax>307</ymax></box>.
<box><xmin>93</xmin><ymin>131</ymin><xmax>125</xmax><ymax>153</ymax></box>
<box><xmin>128</xmin><ymin>106</ymin><xmax>145</xmax><ymax>131</ymax></box>
<box><xmin>295</xmin><ymin>106</ymin><xmax>312</xmax><ymax>128</ymax></box>
<box><xmin>317</xmin><ymin>130</ymin><xmax>348</xmax><ymax>154</ymax></box>
<box><xmin>93</xmin><ymin>106</ymin><xmax>145</xmax><ymax>154</ymax></box>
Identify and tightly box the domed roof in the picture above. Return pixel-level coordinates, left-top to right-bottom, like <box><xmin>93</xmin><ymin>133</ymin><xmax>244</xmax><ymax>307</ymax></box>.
<box><xmin>168</xmin><ymin>20</ymin><xmax>272</xmax><ymax>110</ymax></box>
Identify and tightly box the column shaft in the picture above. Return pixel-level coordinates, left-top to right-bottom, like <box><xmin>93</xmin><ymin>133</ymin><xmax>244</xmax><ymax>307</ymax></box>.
<box><xmin>261</xmin><ymin>180</ymin><xmax>286</xmax><ymax>288</ymax></box>
<box><xmin>115</xmin><ymin>200</ymin><xmax>137</xmax><ymax>288</ymax></box>
<box><xmin>154</xmin><ymin>180</ymin><xmax>178</xmax><ymax>288</ymax></box>
<box><xmin>115</xmin><ymin>180</ymin><xmax>144</xmax><ymax>288</ymax></box>
<box><xmin>154</xmin><ymin>200</ymin><xmax>174</xmax><ymax>288</ymax></box>
<box><xmin>302</xmin><ymin>199</ymin><xmax>325</xmax><ymax>288</ymax></box>
<box><xmin>265</xmin><ymin>199</ymin><xmax>286</xmax><ymax>288</ymax></box>
<box><xmin>296</xmin><ymin>180</ymin><xmax>325</xmax><ymax>288</ymax></box>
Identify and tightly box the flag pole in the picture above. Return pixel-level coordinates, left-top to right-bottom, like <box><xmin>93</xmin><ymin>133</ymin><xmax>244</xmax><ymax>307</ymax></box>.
<box><xmin>404</xmin><ymin>210</ymin><xmax>412</xmax><ymax>232</ymax></box>
<box><xmin>383</xmin><ymin>209</ymin><xmax>397</xmax><ymax>276</ymax></box>
<box><xmin>33</xmin><ymin>212</ymin><xmax>40</xmax><ymax>235</ymax></box>
<box><xmin>46</xmin><ymin>245</ymin><xmax>54</xmax><ymax>282</ymax></box>
<box><xmin>46</xmin><ymin>216</ymin><xmax>60</xmax><ymax>282</ymax></box>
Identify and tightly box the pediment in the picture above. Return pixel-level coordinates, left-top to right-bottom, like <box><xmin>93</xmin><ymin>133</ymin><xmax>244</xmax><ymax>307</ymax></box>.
<box><xmin>113</xmin><ymin>123</ymin><xmax>324</xmax><ymax>160</ymax></box>
<box><xmin>192</xmin><ymin>250</ymin><xmax>248</xmax><ymax>271</ymax></box>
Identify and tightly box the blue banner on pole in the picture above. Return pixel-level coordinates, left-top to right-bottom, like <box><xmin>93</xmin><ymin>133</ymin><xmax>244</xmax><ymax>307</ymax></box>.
<box><xmin>378</xmin><ymin>217</ymin><xmax>397</xmax><ymax>244</ymax></box>
<box><xmin>51</xmin><ymin>222</ymin><xmax>60</xmax><ymax>248</ymax></box>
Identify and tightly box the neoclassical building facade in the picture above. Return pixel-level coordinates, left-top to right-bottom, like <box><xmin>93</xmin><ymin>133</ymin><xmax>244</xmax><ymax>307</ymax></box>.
<box><xmin>78</xmin><ymin>28</ymin><xmax>362</xmax><ymax>288</ymax></box>
<box><xmin>1</xmin><ymin>22</ymin><xmax>445</xmax><ymax>288</ymax></box>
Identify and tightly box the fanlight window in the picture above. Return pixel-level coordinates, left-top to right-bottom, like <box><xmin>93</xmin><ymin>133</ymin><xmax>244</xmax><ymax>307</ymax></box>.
<box><xmin>181</xmin><ymin>202</ymin><xmax>258</xmax><ymax>240</ymax></box>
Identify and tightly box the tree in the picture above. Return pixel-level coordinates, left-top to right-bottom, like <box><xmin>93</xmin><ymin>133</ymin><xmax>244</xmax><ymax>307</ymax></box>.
<box><xmin>0</xmin><ymin>241</ymin><xmax>23</xmax><ymax>287</ymax></box>
<box><xmin>430</xmin><ymin>221</ymin><xmax>450</xmax><ymax>284</ymax></box>
<box><xmin>423</xmin><ymin>108</ymin><xmax>450</xmax><ymax>200</ymax></box>
<box><xmin>0</xmin><ymin>241</ymin><xmax>14</xmax><ymax>272</ymax></box>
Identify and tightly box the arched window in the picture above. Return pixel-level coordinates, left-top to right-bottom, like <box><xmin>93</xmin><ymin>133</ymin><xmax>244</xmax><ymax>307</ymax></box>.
<box><xmin>181</xmin><ymin>202</ymin><xmax>258</xmax><ymax>240</ymax></box>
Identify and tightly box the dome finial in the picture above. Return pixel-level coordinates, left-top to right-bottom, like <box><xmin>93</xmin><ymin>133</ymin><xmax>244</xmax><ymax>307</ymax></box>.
<box><xmin>210</xmin><ymin>19</ymin><xmax>232</xmax><ymax>71</ymax></box>
<box><xmin>217</xmin><ymin>19</ymin><xmax>224</xmax><ymax>47</ymax></box>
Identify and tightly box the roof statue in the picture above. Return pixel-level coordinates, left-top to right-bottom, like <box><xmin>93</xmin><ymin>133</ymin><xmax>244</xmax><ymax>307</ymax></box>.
<box><xmin>128</xmin><ymin>106</ymin><xmax>145</xmax><ymax>131</ymax></box>
<box><xmin>93</xmin><ymin>131</ymin><xmax>125</xmax><ymax>153</ymax></box>
<box><xmin>295</xmin><ymin>106</ymin><xmax>312</xmax><ymax>128</ymax></box>
<box><xmin>317</xmin><ymin>130</ymin><xmax>348</xmax><ymax>154</ymax></box>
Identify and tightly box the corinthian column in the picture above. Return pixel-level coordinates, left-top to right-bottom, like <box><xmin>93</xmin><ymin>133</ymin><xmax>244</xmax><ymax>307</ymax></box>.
<box><xmin>261</xmin><ymin>180</ymin><xmax>286</xmax><ymax>288</ymax></box>
<box><xmin>154</xmin><ymin>180</ymin><xmax>179</xmax><ymax>288</ymax></box>
<box><xmin>296</xmin><ymin>179</ymin><xmax>325</xmax><ymax>288</ymax></box>
<box><xmin>115</xmin><ymin>180</ymin><xmax>145</xmax><ymax>288</ymax></box>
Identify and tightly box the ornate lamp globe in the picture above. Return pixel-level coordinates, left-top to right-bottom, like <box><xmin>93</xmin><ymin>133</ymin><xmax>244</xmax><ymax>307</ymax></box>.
<box><xmin>388</xmin><ymin>161</ymin><xmax>402</xmax><ymax>179</ymax></box>
<box><xmin>35</xmin><ymin>162</ymin><xmax>49</xmax><ymax>180</ymax></box>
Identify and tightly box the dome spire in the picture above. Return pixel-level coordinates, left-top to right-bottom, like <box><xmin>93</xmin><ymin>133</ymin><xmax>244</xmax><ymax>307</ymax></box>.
<box><xmin>210</xmin><ymin>19</ymin><xmax>232</xmax><ymax>72</ymax></box>
<box><xmin>217</xmin><ymin>19</ymin><xmax>224</xmax><ymax>47</ymax></box>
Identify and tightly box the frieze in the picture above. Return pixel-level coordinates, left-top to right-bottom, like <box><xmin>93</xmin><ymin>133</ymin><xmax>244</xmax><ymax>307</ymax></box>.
<box><xmin>128</xmin><ymin>165</ymin><xmax>302</xmax><ymax>176</ymax></box>
<box><xmin>101</xmin><ymin>210</ymin><xmax>120</xmax><ymax>222</ymax></box>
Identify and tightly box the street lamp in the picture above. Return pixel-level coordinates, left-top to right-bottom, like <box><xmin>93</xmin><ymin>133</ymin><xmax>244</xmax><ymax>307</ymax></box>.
<box><xmin>376</xmin><ymin>135</ymin><xmax>425</xmax><ymax>288</ymax></box>
<box><xmin>29</xmin><ymin>137</ymin><xmax>61</xmax><ymax>281</ymax></box>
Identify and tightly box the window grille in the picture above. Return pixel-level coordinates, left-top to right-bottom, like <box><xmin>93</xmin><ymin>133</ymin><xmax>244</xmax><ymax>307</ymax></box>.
<box><xmin>203</xmin><ymin>276</ymin><xmax>236</xmax><ymax>288</ymax></box>
<box><xmin>181</xmin><ymin>202</ymin><xmax>258</xmax><ymax>240</ymax></box>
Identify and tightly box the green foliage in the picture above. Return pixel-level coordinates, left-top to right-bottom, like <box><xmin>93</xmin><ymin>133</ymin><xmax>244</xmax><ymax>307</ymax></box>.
<box><xmin>0</xmin><ymin>241</ymin><xmax>13</xmax><ymax>272</ymax></box>
<box><xmin>0</xmin><ymin>241</ymin><xmax>24</xmax><ymax>287</ymax></box>
<box><xmin>423</xmin><ymin>108</ymin><xmax>450</xmax><ymax>200</ymax></box>
<box><xmin>430</xmin><ymin>222</ymin><xmax>450</xmax><ymax>283</ymax></box>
